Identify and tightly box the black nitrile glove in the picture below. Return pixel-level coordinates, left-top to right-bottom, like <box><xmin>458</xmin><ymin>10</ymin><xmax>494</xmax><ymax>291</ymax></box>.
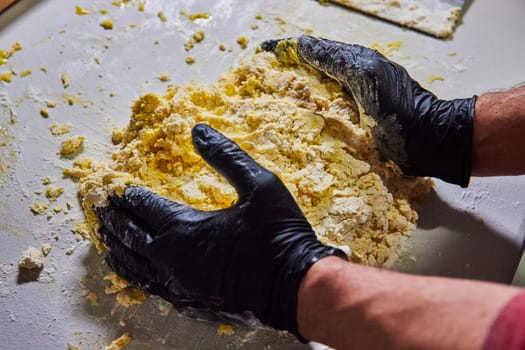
<box><xmin>96</xmin><ymin>123</ymin><xmax>347</xmax><ymax>341</ymax></box>
<box><xmin>262</xmin><ymin>35</ymin><xmax>476</xmax><ymax>187</ymax></box>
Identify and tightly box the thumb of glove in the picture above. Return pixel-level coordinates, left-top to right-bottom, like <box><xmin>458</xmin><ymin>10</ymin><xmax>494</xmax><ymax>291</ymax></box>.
<box><xmin>191</xmin><ymin>123</ymin><xmax>266</xmax><ymax>200</ymax></box>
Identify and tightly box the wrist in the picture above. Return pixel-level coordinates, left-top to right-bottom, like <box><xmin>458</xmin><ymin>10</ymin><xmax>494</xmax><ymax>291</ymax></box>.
<box><xmin>267</xmin><ymin>239</ymin><xmax>347</xmax><ymax>341</ymax></box>
<box><xmin>297</xmin><ymin>256</ymin><xmax>349</xmax><ymax>343</ymax></box>
<box><xmin>472</xmin><ymin>86</ymin><xmax>525</xmax><ymax>175</ymax></box>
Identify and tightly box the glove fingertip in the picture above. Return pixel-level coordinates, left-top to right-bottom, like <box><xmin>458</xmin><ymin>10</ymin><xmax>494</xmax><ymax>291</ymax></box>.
<box><xmin>191</xmin><ymin>123</ymin><xmax>224</xmax><ymax>151</ymax></box>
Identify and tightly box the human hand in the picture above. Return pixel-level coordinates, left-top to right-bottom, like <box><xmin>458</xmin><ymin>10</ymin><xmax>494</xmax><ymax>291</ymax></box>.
<box><xmin>262</xmin><ymin>35</ymin><xmax>476</xmax><ymax>187</ymax></box>
<box><xmin>96</xmin><ymin>123</ymin><xmax>347</xmax><ymax>340</ymax></box>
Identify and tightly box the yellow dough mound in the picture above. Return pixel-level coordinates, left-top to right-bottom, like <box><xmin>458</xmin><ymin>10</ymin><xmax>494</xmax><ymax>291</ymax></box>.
<box><xmin>77</xmin><ymin>50</ymin><xmax>431</xmax><ymax>266</ymax></box>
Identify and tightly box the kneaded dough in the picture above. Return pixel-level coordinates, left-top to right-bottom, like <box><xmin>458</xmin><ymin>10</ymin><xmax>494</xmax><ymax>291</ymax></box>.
<box><xmin>78</xmin><ymin>49</ymin><xmax>431</xmax><ymax>266</ymax></box>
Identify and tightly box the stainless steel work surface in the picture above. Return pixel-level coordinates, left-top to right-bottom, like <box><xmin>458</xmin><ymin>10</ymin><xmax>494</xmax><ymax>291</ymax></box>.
<box><xmin>1</xmin><ymin>0</ymin><xmax>525</xmax><ymax>349</ymax></box>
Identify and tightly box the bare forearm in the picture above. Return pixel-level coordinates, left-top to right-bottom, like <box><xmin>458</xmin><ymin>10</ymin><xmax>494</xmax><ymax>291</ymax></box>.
<box><xmin>297</xmin><ymin>257</ymin><xmax>520</xmax><ymax>350</ymax></box>
<box><xmin>472</xmin><ymin>85</ymin><xmax>525</xmax><ymax>176</ymax></box>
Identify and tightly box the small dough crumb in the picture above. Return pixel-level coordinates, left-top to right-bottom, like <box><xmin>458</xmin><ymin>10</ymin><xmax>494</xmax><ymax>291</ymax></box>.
<box><xmin>20</xmin><ymin>70</ymin><xmax>31</xmax><ymax>77</ymax></box>
<box><xmin>75</xmin><ymin>6</ymin><xmax>91</xmax><ymax>15</ymax></box>
<box><xmin>71</xmin><ymin>221</ymin><xmax>90</xmax><ymax>239</ymax></box>
<box><xmin>156</xmin><ymin>73</ymin><xmax>170</xmax><ymax>82</ymax></box>
<box><xmin>86</xmin><ymin>291</ymin><xmax>99</xmax><ymax>305</ymax></box>
<box><xmin>100</xmin><ymin>20</ymin><xmax>114</xmax><ymax>30</ymax></box>
<box><xmin>217</xmin><ymin>324</ymin><xmax>234</xmax><ymax>336</ymax></box>
<box><xmin>61</xmin><ymin>73</ymin><xmax>70</xmax><ymax>88</ymax></box>
<box><xmin>193</xmin><ymin>30</ymin><xmax>205</xmax><ymax>42</ymax></box>
<box><xmin>236</xmin><ymin>36</ymin><xmax>249</xmax><ymax>49</ymax></box>
<box><xmin>157</xmin><ymin>11</ymin><xmax>167</xmax><ymax>22</ymax></box>
<box><xmin>111</xmin><ymin>127</ymin><xmax>126</xmax><ymax>145</ymax></box>
<box><xmin>185</xmin><ymin>56</ymin><xmax>196</xmax><ymax>65</ymax></box>
<box><xmin>19</xmin><ymin>247</ymin><xmax>44</xmax><ymax>270</ymax></box>
<box><xmin>60</xmin><ymin>135</ymin><xmax>85</xmax><ymax>157</ymax></box>
<box><xmin>0</xmin><ymin>72</ymin><xmax>13</xmax><ymax>83</ymax></box>
<box><xmin>184</xmin><ymin>30</ymin><xmax>205</xmax><ymax>51</ymax></box>
<box><xmin>50</xmin><ymin>122</ymin><xmax>72</xmax><ymax>136</ymax></box>
<box><xmin>179</xmin><ymin>11</ymin><xmax>210</xmax><ymax>21</ymax></box>
<box><xmin>116</xmin><ymin>288</ymin><xmax>147</xmax><ymax>307</ymax></box>
<box><xmin>41</xmin><ymin>243</ymin><xmax>52</xmax><ymax>256</ymax></box>
<box><xmin>104</xmin><ymin>333</ymin><xmax>131</xmax><ymax>350</ymax></box>
<box><xmin>31</xmin><ymin>202</ymin><xmax>50</xmax><ymax>215</ymax></box>
<box><xmin>426</xmin><ymin>75</ymin><xmax>444</xmax><ymax>84</ymax></box>
<box><xmin>104</xmin><ymin>272</ymin><xmax>128</xmax><ymax>294</ymax></box>
<box><xmin>63</xmin><ymin>157</ymin><xmax>93</xmax><ymax>181</ymax></box>
<box><xmin>46</xmin><ymin>185</ymin><xmax>64</xmax><ymax>201</ymax></box>
<box><xmin>40</xmin><ymin>109</ymin><xmax>49</xmax><ymax>118</ymax></box>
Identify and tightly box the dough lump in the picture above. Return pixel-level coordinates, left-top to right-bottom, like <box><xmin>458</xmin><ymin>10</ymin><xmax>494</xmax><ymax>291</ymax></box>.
<box><xmin>78</xmin><ymin>50</ymin><xmax>431</xmax><ymax>266</ymax></box>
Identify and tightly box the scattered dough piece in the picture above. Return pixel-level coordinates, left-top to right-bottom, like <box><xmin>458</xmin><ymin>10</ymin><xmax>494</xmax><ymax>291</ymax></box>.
<box><xmin>50</xmin><ymin>122</ymin><xmax>72</xmax><ymax>136</ymax></box>
<box><xmin>100</xmin><ymin>20</ymin><xmax>114</xmax><ymax>30</ymax></box>
<box><xmin>40</xmin><ymin>109</ymin><xmax>49</xmax><ymax>118</ymax></box>
<box><xmin>31</xmin><ymin>202</ymin><xmax>50</xmax><ymax>215</ymax></box>
<box><xmin>75</xmin><ymin>6</ymin><xmax>91</xmax><ymax>15</ymax></box>
<box><xmin>236</xmin><ymin>36</ymin><xmax>249</xmax><ymax>49</ymax></box>
<box><xmin>19</xmin><ymin>247</ymin><xmax>44</xmax><ymax>270</ymax></box>
<box><xmin>63</xmin><ymin>157</ymin><xmax>93</xmax><ymax>180</ymax></box>
<box><xmin>60</xmin><ymin>135</ymin><xmax>85</xmax><ymax>157</ymax></box>
<box><xmin>156</xmin><ymin>73</ymin><xmax>170</xmax><ymax>82</ymax></box>
<box><xmin>193</xmin><ymin>30</ymin><xmax>205</xmax><ymax>42</ymax></box>
<box><xmin>217</xmin><ymin>324</ymin><xmax>234</xmax><ymax>336</ymax></box>
<box><xmin>86</xmin><ymin>291</ymin><xmax>99</xmax><ymax>305</ymax></box>
<box><xmin>0</xmin><ymin>72</ymin><xmax>13</xmax><ymax>83</ymax></box>
<box><xmin>20</xmin><ymin>70</ymin><xmax>31</xmax><ymax>77</ymax></box>
<box><xmin>104</xmin><ymin>272</ymin><xmax>128</xmax><ymax>294</ymax></box>
<box><xmin>104</xmin><ymin>333</ymin><xmax>131</xmax><ymax>350</ymax></box>
<box><xmin>185</xmin><ymin>56</ymin><xmax>196</xmax><ymax>65</ymax></box>
<box><xmin>116</xmin><ymin>288</ymin><xmax>147</xmax><ymax>307</ymax></box>
<box><xmin>41</xmin><ymin>243</ymin><xmax>52</xmax><ymax>256</ymax></box>
<box><xmin>61</xmin><ymin>73</ymin><xmax>70</xmax><ymax>88</ymax></box>
<box><xmin>179</xmin><ymin>10</ymin><xmax>210</xmax><ymax>21</ymax></box>
<box><xmin>71</xmin><ymin>221</ymin><xmax>90</xmax><ymax>239</ymax></box>
<box><xmin>426</xmin><ymin>75</ymin><xmax>444</xmax><ymax>84</ymax></box>
<box><xmin>157</xmin><ymin>11</ymin><xmax>167</xmax><ymax>22</ymax></box>
<box><xmin>46</xmin><ymin>185</ymin><xmax>64</xmax><ymax>201</ymax></box>
<box><xmin>111</xmin><ymin>127</ymin><xmax>126</xmax><ymax>145</ymax></box>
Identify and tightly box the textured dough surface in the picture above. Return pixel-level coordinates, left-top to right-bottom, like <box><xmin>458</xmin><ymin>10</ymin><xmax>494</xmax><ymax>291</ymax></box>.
<box><xmin>328</xmin><ymin>0</ymin><xmax>462</xmax><ymax>38</ymax></box>
<box><xmin>78</xmin><ymin>50</ymin><xmax>431</xmax><ymax>266</ymax></box>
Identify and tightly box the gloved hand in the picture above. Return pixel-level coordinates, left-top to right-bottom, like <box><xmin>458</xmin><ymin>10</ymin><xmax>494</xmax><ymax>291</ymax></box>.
<box><xmin>96</xmin><ymin>123</ymin><xmax>347</xmax><ymax>341</ymax></box>
<box><xmin>262</xmin><ymin>35</ymin><xmax>476</xmax><ymax>187</ymax></box>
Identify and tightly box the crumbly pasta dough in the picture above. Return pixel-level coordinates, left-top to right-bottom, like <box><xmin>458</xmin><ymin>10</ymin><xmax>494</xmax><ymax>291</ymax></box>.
<box><xmin>78</xmin><ymin>50</ymin><xmax>431</xmax><ymax>266</ymax></box>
